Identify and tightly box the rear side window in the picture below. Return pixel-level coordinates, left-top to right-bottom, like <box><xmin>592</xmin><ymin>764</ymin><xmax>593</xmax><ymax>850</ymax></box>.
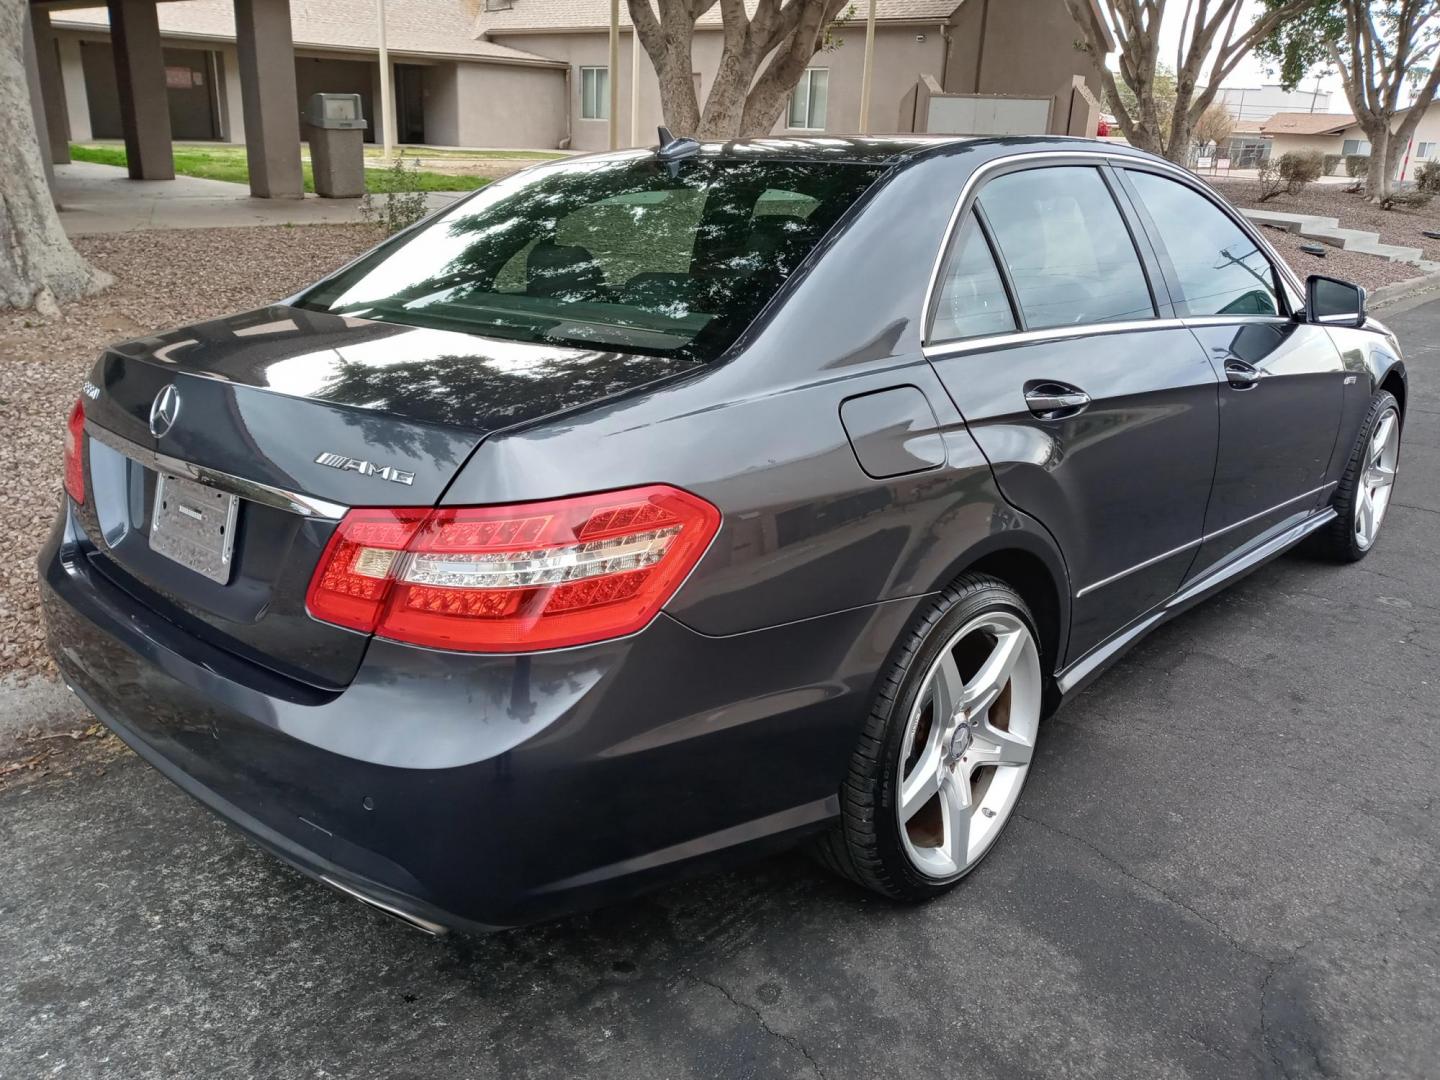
<box><xmin>978</xmin><ymin>166</ymin><xmax>1155</xmax><ymax>330</ymax></box>
<box><xmin>1126</xmin><ymin>171</ymin><xmax>1280</xmax><ymax>317</ymax></box>
<box><xmin>932</xmin><ymin>211</ymin><xmax>1016</xmax><ymax>341</ymax></box>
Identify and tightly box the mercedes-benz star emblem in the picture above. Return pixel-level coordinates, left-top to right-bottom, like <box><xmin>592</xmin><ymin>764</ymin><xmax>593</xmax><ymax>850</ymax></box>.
<box><xmin>149</xmin><ymin>385</ymin><xmax>180</xmax><ymax>439</ymax></box>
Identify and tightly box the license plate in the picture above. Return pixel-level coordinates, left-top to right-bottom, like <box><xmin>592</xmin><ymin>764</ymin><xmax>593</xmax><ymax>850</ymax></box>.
<box><xmin>149</xmin><ymin>473</ymin><xmax>240</xmax><ymax>584</ymax></box>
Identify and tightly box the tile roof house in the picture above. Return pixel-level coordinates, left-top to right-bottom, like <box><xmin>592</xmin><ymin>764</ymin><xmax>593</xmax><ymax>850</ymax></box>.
<box><xmin>40</xmin><ymin>0</ymin><xmax>1109</xmax><ymax>156</ymax></box>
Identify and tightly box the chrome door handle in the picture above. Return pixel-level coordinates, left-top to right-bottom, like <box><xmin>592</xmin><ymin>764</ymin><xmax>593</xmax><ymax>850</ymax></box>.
<box><xmin>1024</xmin><ymin>383</ymin><xmax>1091</xmax><ymax>419</ymax></box>
<box><xmin>1223</xmin><ymin>358</ymin><xmax>1262</xmax><ymax>389</ymax></box>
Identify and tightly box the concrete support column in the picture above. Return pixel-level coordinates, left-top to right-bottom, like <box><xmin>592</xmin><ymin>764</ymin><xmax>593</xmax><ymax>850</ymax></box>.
<box><xmin>234</xmin><ymin>0</ymin><xmax>303</xmax><ymax>198</ymax></box>
<box><xmin>108</xmin><ymin>0</ymin><xmax>174</xmax><ymax>179</ymax></box>
<box><xmin>31</xmin><ymin>9</ymin><xmax>71</xmax><ymax>164</ymax></box>
<box><xmin>57</xmin><ymin>36</ymin><xmax>92</xmax><ymax>143</ymax></box>
<box><xmin>22</xmin><ymin>7</ymin><xmax>54</xmax><ymax>189</ymax></box>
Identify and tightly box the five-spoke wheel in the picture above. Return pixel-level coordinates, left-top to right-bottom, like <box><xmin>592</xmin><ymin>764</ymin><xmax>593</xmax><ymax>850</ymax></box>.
<box><xmin>1354</xmin><ymin>404</ymin><xmax>1399</xmax><ymax>552</ymax></box>
<box><xmin>896</xmin><ymin>611</ymin><xmax>1042</xmax><ymax>880</ymax></box>
<box><xmin>813</xmin><ymin>576</ymin><xmax>1045</xmax><ymax>900</ymax></box>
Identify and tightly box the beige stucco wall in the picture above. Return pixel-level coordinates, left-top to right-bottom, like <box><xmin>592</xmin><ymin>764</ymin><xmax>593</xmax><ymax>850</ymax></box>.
<box><xmin>451</xmin><ymin>61</ymin><xmax>567</xmax><ymax>148</ymax></box>
<box><xmin>945</xmin><ymin>0</ymin><xmax>1103</xmax><ymax>101</ymax></box>
<box><xmin>502</xmin><ymin>24</ymin><xmax>948</xmax><ymax>153</ymax></box>
<box><xmin>1266</xmin><ymin>132</ymin><xmax>1345</xmax><ymax>158</ymax></box>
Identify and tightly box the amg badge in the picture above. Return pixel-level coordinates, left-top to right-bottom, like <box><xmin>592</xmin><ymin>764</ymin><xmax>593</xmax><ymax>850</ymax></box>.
<box><xmin>314</xmin><ymin>451</ymin><xmax>416</xmax><ymax>486</ymax></box>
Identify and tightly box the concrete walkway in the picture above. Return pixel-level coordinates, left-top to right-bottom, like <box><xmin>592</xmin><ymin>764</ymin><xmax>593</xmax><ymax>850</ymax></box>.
<box><xmin>1243</xmin><ymin>206</ymin><xmax>1440</xmax><ymax>270</ymax></box>
<box><xmin>55</xmin><ymin>161</ymin><xmax>465</xmax><ymax>236</ymax></box>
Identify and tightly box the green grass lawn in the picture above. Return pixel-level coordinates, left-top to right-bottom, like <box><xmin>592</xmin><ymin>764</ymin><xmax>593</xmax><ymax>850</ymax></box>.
<box><xmin>70</xmin><ymin>143</ymin><xmax>491</xmax><ymax>193</ymax></box>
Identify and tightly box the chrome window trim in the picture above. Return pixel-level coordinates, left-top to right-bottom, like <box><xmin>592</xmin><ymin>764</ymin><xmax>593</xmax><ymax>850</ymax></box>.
<box><xmin>920</xmin><ymin>148</ymin><xmax>1305</xmax><ymax>348</ymax></box>
<box><xmin>921</xmin><ymin>318</ymin><xmax>1188</xmax><ymax>361</ymax></box>
<box><xmin>1073</xmin><ymin>482</ymin><xmax>1337</xmax><ymax>598</ymax></box>
<box><xmin>85</xmin><ymin>421</ymin><xmax>350</xmax><ymax>521</ymax></box>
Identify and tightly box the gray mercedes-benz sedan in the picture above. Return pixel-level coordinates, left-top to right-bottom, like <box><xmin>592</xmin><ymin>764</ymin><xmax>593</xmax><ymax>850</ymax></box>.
<box><xmin>40</xmin><ymin>135</ymin><xmax>1407</xmax><ymax>933</ymax></box>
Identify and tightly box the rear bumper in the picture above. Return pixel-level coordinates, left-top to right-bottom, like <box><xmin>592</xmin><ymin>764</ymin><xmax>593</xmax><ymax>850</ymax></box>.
<box><xmin>40</xmin><ymin>504</ymin><xmax>920</xmax><ymax>930</ymax></box>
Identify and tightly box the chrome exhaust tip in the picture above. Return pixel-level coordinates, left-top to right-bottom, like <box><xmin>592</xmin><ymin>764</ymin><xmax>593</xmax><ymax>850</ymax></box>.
<box><xmin>321</xmin><ymin>875</ymin><xmax>449</xmax><ymax>937</ymax></box>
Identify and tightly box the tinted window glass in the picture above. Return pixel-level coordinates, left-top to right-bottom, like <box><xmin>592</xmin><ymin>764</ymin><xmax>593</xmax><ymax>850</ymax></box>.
<box><xmin>932</xmin><ymin>212</ymin><xmax>1016</xmax><ymax>341</ymax></box>
<box><xmin>978</xmin><ymin>167</ymin><xmax>1154</xmax><ymax>329</ymax></box>
<box><xmin>1127</xmin><ymin>171</ymin><xmax>1280</xmax><ymax>317</ymax></box>
<box><xmin>296</xmin><ymin>157</ymin><xmax>882</xmax><ymax>362</ymax></box>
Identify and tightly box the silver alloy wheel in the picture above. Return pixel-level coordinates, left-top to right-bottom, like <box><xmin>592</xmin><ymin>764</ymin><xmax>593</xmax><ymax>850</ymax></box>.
<box><xmin>895</xmin><ymin>611</ymin><xmax>1042</xmax><ymax>880</ymax></box>
<box><xmin>1355</xmin><ymin>406</ymin><xmax>1400</xmax><ymax>551</ymax></box>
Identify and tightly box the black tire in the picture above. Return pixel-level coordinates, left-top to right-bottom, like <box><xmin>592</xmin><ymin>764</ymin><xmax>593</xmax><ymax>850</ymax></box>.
<box><xmin>1313</xmin><ymin>390</ymin><xmax>1401</xmax><ymax>563</ymax></box>
<box><xmin>812</xmin><ymin>574</ymin><xmax>1043</xmax><ymax>902</ymax></box>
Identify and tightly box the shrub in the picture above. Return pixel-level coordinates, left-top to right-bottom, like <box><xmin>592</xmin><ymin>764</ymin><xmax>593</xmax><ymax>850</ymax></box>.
<box><xmin>1323</xmin><ymin>153</ymin><xmax>1344</xmax><ymax>176</ymax></box>
<box><xmin>1279</xmin><ymin>149</ymin><xmax>1325</xmax><ymax>186</ymax></box>
<box><xmin>359</xmin><ymin>154</ymin><xmax>430</xmax><ymax>235</ymax></box>
<box><xmin>1258</xmin><ymin>150</ymin><xmax>1325</xmax><ymax>202</ymax></box>
<box><xmin>1416</xmin><ymin>160</ymin><xmax>1440</xmax><ymax>193</ymax></box>
<box><xmin>1345</xmin><ymin>154</ymin><xmax>1370</xmax><ymax>179</ymax></box>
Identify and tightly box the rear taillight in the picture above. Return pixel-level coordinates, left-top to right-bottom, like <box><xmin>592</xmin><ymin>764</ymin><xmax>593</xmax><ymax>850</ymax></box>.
<box><xmin>63</xmin><ymin>398</ymin><xmax>86</xmax><ymax>504</ymax></box>
<box><xmin>306</xmin><ymin>485</ymin><xmax>721</xmax><ymax>652</ymax></box>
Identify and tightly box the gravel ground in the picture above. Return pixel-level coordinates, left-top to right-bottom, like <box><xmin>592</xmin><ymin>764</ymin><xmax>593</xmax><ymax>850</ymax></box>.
<box><xmin>1254</xmin><ymin>222</ymin><xmax>1422</xmax><ymax>290</ymax></box>
<box><xmin>1209</xmin><ymin>176</ymin><xmax>1440</xmax><ymax>263</ymax></box>
<box><xmin>0</xmin><ymin>225</ymin><xmax>381</xmax><ymax>681</ymax></box>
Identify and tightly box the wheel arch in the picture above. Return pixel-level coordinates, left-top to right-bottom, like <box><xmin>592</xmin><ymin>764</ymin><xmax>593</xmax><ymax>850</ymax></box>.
<box><xmin>928</xmin><ymin>529</ymin><xmax>1072</xmax><ymax>677</ymax></box>
<box><xmin>1380</xmin><ymin>363</ymin><xmax>1407</xmax><ymax>419</ymax></box>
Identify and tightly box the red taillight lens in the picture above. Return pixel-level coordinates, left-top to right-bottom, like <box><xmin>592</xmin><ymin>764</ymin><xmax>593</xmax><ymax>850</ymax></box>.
<box><xmin>306</xmin><ymin>485</ymin><xmax>721</xmax><ymax>652</ymax></box>
<box><xmin>63</xmin><ymin>398</ymin><xmax>86</xmax><ymax>504</ymax></box>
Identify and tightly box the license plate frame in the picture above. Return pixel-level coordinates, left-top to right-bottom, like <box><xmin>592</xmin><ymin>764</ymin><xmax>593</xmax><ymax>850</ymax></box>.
<box><xmin>149</xmin><ymin>473</ymin><xmax>240</xmax><ymax>585</ymax></box>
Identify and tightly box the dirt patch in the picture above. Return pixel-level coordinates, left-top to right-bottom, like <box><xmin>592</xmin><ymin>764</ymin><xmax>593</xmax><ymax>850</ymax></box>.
<box><xmin>0</xmin><ymin>724</ymin><xmax>130</xmax><ymax>794</ymax></box>
<box><xmin>1207</xmin><ymin>177</ymin><xmax>1440</xmax><ymax>262</ymax></box>
<box><xmin>0</xmin><ymin>225</ymin><xmax>381</xmax><ymax>681</ymax></box>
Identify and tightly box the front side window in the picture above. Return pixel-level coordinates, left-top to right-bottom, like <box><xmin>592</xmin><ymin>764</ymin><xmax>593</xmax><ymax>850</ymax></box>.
<box><xmin>1342</xmin><ymin>138</ymin><xmax>1371</xmax><ymax>156</ymax></box>
<box><xmin>932</xmin><ymin>211</ymin><xmax>1016</xmax><ymax>342</ymax></box>
<box><xmin>789</xmin><ymin>69</ymin><xmax>828</xmax><ymax>130</ymax></box>
<box><xmin>581</xmin><ymin>66</ymin><xmax>609</xmax><ymax>120</ymax></box>
<box><xmin>977</xmin><ymin>166</ymin><xmax>1155</xmax><ymax>330</ymax></box>
<box><xmin>1126</xmin><ymin>170</ymin><xmax>1280</xmax><ymax>317</ymax></box>
<box><xmin>295</xmin><ymin>156</ymin><xmax>883</xmax><ymax>362</ymax></box>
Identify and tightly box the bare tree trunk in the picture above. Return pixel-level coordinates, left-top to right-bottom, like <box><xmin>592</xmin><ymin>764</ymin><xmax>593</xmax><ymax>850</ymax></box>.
<box><xmin>0</xmin><ymin>0</ymin><xmax>110</xmax><ymax>314</ymax></box>
<box><xmin>628</xmin><ymin>0</ymin><xmax>710</xmax><ymax>136</ymax></box>
<box><xmin>1365</xmin><ymin>123</ymin><xmax>1394</xmax><ymax>202</ymax></box>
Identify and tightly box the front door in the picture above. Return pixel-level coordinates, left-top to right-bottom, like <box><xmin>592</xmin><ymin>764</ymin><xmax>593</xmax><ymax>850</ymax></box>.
<box><xmin>1115</xmin><ymin>166</ymin><xmax>1346</xmax><ymax>576</ymax></box>
<box><xmin>925</xmin><ymin>164</ymin><xmax>1220</xmax><ymax>660</ymax></box>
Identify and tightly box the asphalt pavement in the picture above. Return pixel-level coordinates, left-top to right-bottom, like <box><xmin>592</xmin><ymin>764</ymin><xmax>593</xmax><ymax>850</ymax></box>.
<box><xmin>3</xmin><ymin>299</ymin><xmax>1439</xmax><ymax>1080</ymax></box>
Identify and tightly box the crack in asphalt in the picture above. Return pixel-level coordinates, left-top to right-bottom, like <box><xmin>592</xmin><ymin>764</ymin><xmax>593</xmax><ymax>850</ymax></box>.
<box><xmin>1013</xmin><ymin>812</ymin><xmax>1278</xmax><ymax>966</ymax></box>
<box><xmin>685</xmin><ymin>973</ymin><xmax>828</xmax><ymax>1080</ymax></box>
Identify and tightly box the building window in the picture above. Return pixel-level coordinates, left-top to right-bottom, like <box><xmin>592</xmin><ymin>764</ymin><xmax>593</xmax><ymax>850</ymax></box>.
<box><xmin>788</xmin><ymin>68</ymin><xmax>828</xmax><ymax>130</ymax></box>
<box><xmin>581</xmin><ymin>66</ymin><xmax>609</xmax><ymax>121</ymax></box>
<box><xmin>1418</xmin><ymin>141</ymin><xmax>1437</xmax><ymax>159</ymax></box>
<box><xmin>1342</xmin><ymin>138</ymin><xmax>1371</xmax><ymax>157</ymax></box>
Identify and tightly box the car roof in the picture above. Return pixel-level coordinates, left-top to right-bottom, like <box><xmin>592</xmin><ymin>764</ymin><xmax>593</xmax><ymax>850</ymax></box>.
<box><xmin>575</xmin><ymin>134</ymin><xmax>1164</xmax><ymax>170</ymax></box>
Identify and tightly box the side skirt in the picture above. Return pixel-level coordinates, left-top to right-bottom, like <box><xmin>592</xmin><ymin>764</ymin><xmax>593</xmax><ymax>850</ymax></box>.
<box><xmin>1054</xmin><ymin>507</ymin><xmax>1338</xmax><ymax>698</ymax></box>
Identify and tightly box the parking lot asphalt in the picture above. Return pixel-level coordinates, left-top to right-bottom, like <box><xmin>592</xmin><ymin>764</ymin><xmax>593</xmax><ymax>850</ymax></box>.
<box><xmin>3</xmin><ymin>300</ymin><xmax>1439</xmax><ymax>1080</ymax></box>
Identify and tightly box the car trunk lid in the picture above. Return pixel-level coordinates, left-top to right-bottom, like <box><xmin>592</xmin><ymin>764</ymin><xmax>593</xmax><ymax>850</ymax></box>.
<box><xmin>76</xmin><ymin>305</ymin><xmax>700</xmax><ymax>688</ymax></box>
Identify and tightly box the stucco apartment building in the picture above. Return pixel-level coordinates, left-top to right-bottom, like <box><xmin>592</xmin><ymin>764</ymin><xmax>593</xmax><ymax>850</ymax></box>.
<box><xmin>1262</xmin><ymin>106</ymin><xmax>1440</xmax><ymax>181</ymax></box>
<box><xmin>44</xmin><ymin>0</ymin><xmax>1105</xmax><ymax>153</ymax></box>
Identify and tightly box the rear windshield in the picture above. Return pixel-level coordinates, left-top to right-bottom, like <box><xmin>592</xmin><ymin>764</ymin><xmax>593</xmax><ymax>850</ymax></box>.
<box><xmin>295</xmin><ymin>154</ymin><xmax>884</xmax><ymax>363</ymax></box>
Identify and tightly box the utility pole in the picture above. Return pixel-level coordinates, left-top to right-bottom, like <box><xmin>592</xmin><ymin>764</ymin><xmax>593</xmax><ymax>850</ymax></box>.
<box><xmin>609</xmin><ymin>0</ymin><xmax>620</xmax><ymax>149</ymax></box>
<box><xmin>376</xmin><ymin>0</ymin><xmax>394</xmax><ymax>160</ymax></box>
<box><xmin>858</xmin><ymin>0</ymin><xmax>877</xmax><ymax>134</ymax></box>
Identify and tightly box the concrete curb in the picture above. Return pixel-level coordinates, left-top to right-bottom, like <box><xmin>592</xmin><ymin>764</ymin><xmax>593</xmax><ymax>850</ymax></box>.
<box><xmin>1369</xmin><ymin>269</ymin><xmax>1440</xmax><ymax>310</ymax></box>
<box><xmin>0</xmin><ymin>675</ymin><xmax>93</xmax><ymax>752</ymax></box>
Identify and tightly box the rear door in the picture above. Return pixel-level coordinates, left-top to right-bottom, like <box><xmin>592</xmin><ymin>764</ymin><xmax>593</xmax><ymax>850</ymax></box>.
<box><xmin>1115</xmin><ymin>166</ymin><xmax>1346</xmax><ymax>577</ymax></box>
<box><xmin>925</xmin><ymin>163</ymin><xmax>1220</xmax><ymax>660</ymax></box>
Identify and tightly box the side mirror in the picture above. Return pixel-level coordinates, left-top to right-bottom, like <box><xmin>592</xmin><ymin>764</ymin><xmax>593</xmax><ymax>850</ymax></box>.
<box><xmin>1306</xmin><ymin>274</ymin><xmax>1366</xmax><ymax>328</ymax></box>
